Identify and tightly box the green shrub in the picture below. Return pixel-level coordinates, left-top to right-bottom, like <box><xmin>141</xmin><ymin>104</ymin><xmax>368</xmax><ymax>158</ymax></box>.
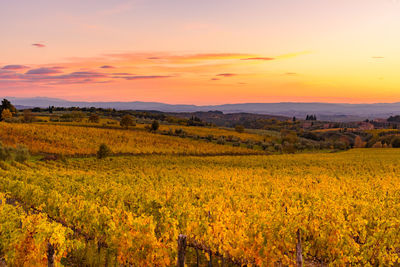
<box><xmin>217</xmin><ymin>137</ymin><xmax>226</xmax><ymax>145</ymax></box>
<box><xmin>0</xmin><ymin>142</ymin><xmax>12</xmax><ymax>161</ymax></box>
<box><xmin>120</xmin><ymin>115</ymin><xmax>135</xmax><ymax>128</ymax></box>
<box><xmin>235</xmin><ymin>125</ymin><xmax>245</xmax><ymax>133</ymax></box>
<box><xmin>392</xmin><ymin>137</ymin><xmax>400</xmax><ymax>148</ymax></box>
<box><xmin>14</xmin><ymin>145</ymin><xmax>30</xmax><ymax>162</ymax></box>
<box><xmin>282</xmin><ymin>142</ymin><xmax>296</xmax><ymax>154</ymax></box>
<box><xmin>150</xmin><ymin>120</ymin><xmax>159</xmax><ymax>132</ymax></box>
<box><xmin>97</xmin><ymin>144</ymin><xmax>111</xmax><ymax>159</ymax></box>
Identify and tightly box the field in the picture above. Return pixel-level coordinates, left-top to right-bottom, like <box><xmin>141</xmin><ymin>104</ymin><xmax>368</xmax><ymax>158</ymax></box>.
<box><xmin>1</xmin><ymin>121</ymin><xmax>400</xmax><ymax>267</ymax></box>
<box><xmin>137</xmin><ymin>123</ymin><xmax>273</xmax><ymax>142</ymax></box>
<box><xmin>0</xmin><ymin>123</ymin><xmax>260</xmax><ymax>156</ymax></box>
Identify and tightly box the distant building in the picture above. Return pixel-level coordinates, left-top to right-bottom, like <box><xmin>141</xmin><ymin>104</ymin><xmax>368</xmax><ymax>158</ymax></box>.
<box><xmin>323</xmin><ymin>123</ymin><xmax>335</xmax><ymax>129</ymax></box>
<box><xmin>302</xmin><ymin>122</ymin><xmax>312</xmax><ymax>129</ymax></box>
<box><xmin>358</xmin><ymin>122</ymin><xmax>374</xmax><ymax>130</ymax></box>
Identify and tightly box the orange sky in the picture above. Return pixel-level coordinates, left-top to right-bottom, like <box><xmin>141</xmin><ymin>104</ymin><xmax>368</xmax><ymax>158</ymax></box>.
<box><xmin>1</xmin><ymin>0</ymin><xmax>400</xmax><ymax>104</ymax></box>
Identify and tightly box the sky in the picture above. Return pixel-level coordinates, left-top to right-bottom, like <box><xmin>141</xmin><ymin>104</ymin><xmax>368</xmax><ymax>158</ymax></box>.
<box><xmin>1</xmin><ymin>0</ymin><xmax>400</xmax><ymax>104</ymax></box>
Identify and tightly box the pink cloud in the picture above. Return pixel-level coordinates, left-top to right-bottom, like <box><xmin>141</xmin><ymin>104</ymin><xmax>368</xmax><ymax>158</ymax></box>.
<box><xmin>26</xmin><ymin>67</ymin><xmax>62</xmax><ymax>75</ymax></box>
<box><xmin>112</xmin><ymin>72</ymin><xmax>133</xmax><ymax>75</ymax></box>
<box><xmin>32</xmin><ymin>43</ymin><xmax>46</xmax><ymax>48</ymax></box>
<box><xmin>2</xmin><ymin>65</ymin><xmax>29</xmax><ymax>70</ymax></box>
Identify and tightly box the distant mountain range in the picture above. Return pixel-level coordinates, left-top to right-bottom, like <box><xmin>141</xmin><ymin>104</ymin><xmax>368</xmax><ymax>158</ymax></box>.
<box><xmin>6</xmin><ymin>97</ymin><xmax>400</xmax><ymax>122</ymax></box>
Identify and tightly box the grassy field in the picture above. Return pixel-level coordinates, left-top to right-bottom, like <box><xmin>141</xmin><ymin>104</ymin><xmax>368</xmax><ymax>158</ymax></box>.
<box><xmin>1</xmin><ymin>137</ymin><xmax>400</xmax><ymax>265</ymax></box>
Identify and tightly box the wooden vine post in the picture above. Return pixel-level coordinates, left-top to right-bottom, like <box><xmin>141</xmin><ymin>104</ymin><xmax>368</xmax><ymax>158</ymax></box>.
<box><xmin>296</xmin><ymin>229</ymin><xmax>303</xmax><ymax>267</ymax></box>
<box><xmin>47</xmin><ymin>242</ymin><xmax>55</xmax><ymax>267</ymax></box>
<box><xmin>177</xmin><ymin>234</ymin><xmax>187</xmax><ymax>267</ymax></box>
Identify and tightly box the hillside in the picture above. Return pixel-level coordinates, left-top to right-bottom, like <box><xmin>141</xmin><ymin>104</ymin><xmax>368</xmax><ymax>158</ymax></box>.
<box><xmin>7</xmin><ymin>97</ymin><xmax>400</xmax><ymax>121</ymax></box>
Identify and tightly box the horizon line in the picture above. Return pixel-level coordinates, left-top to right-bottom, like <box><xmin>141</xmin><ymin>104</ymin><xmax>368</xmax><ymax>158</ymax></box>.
<box><xmin>4</xmin><ymin>96</ymin><xmax>400</xmax><ymax>106</ymax></box>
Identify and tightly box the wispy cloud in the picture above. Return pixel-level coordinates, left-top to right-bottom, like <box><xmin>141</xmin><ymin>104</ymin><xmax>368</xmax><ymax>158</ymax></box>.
<box><xmin>32</xmin><ymin>43</ymin><xmax>46</xmax><ymax>48</ymax></box>
<box><xmin>216</xmin><ymin>73</ymin><xmax>237</xmax><ymax>77</ymax></box>
<box><xmin>114</xmin><ymin>75</ymin><xmax>173</xmax><ymax>80</ymax></box>
<box><xmin>372</xmin><ymin>56</ymin><xmax>384</xmax><ymax>59</ymax></box>
<box><xmin>0</xmin><ymin>67</ymin><xmax>171</xmax><ymax>85</ymax></box>
<box><xmin>26</xmin><ymin>67</ymin><xmax>62</xmax><ymax>75</ymax></box>
<box><xmin>112</xmin><ymin>72</ymin><xmax>133</xmax><ymax>75</ymax></box>
<box><xmin>0</xmin><ymin>51</ymin><xmax>306</xmax><ymax>89</ymax></box>
<box><xmin>241</xmin><ymin>57</ymin><xmax>275</xmax><ymax>61</ymax></box>
<box><xmin>1</xmin><ymin>65</ymin><xmax>29</xmax><ymax>70</ymax></box>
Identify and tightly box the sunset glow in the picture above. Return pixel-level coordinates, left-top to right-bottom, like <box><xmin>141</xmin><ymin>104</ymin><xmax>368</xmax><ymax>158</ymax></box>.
<box><xmin>2</xmin><ymin>0</ymin><xmax>400</xmax><ymax>104</ymax></box>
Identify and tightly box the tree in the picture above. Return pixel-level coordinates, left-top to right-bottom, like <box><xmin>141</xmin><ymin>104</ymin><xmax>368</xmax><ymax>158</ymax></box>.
<box><xmin>0</xmin><ymin>99</ymin><xmax>16</xmax><ymax>114</ymax></box>
<box><xmin>97</xmin><ymin>144</ymin><xmax>111</xmax><ymax>159</ymax></box>
<box><xmin>372</xmin><ymin>142</ymin><xmax>383</xmax><ymax>148</ymax></box>
<box><xmin>391</xmin><ymin>137</ymin><xmax>400</xmax><ymax>148</ymax></box>
<box><xmin>23</xmin><ymin>109</ymin><xmax>35</xmax><ymax>122</ymax></box>
<box><xmin>88</xmin><ymin>114</ymin><xmax>100</xmax><ymax>123</ymax></box>
<box><xmin>354</xmin><ymin>136</ymin><xmax>365</xmax><ymax>148</ymax></box>
<box><xmin>282</xmin><ymin>142</ymin><xmax>296</xmax><ymax>154</ymax></box>
<box><xmin>1</xmin><ymin>109</ymin><xmax>12</xmax><ymax>121</ymax></box>
<box><xmin>306</xmin><ymin>114</ymin><xmax>317</xmax><ymax>121</ymax></box>
<box><xmin>150</xmin><ymin>120</ymin><xmax>159</xmax><ymax>132</ymax></box>
<box><xmin>235</xmin><ymin>125</ymin><xmax>245</xmax><ymax>133</ymax></box>
<box><xmin>281</xmin><ymin>129</ymin><xmax>298</xmax><ymax>144</ymax></box>
<box><xmin>120</xmin><ymin>115</ymin><xmax>135</xmax><ymax>128</ymax></box>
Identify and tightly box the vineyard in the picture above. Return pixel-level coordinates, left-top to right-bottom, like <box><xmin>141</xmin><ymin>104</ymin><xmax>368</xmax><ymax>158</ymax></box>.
<box><xmin>0</xmin><ymin>123</ymin><xmax>260</xmax><ymax>156</ymax></box>
<box><xmin>1</xmin><ymin>143</ymin><xmax>400</xmax><ymax>265</ymax></box>
<box><xmin>136</xmin><ymin>123</ymin><xmax>273</xmax><ymax>143</ymax></box>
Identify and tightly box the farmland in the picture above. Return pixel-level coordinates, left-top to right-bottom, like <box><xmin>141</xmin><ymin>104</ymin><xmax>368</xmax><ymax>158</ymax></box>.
<box><xmin>0</xmin><ymin>123</ymin><xmax>260</xmax><ymax>156</ymax></box>
<box><xmin>1</xmin><ymin>121</ymin><xmax>400</xmax><ymax>267</ymax></box>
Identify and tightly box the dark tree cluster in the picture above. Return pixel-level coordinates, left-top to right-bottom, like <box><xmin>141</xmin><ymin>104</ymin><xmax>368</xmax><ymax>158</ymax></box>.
<box><xmin>187</xmin><ymin>116</ymin><xmax>205</xmax><ymax>126</ymax></box>
<box><xmin>305</xmin><ymin>114</ymin><xmax>317</xmax><ymax>121</ymax></box>
<box><xmin>388</xmin><ymin>115</ymin><xmax>400</xmax><ymax>123</ymax></box>
<box><xmin>0</xmin><ymin>99</ymin><xmax>17</xmax><ymax>113</ymax></box>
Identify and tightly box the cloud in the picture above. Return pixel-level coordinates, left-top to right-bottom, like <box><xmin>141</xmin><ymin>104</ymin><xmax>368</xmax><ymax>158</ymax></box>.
<box><xmin>284</xmin><ymin>72</ymin><xmax>298</xmax><ymax>76</ymax></box>
<box><xmin>216</xmin><ymin>73</ymin><xmax>237</xmax><ymax>77</ymax></box>
<box><xmin>58</xmin><ymin>71</ymin><xmax>107</xmax><ymax>79</ymax></box>
<box><xmin>32</xmin><ymin>43</ymin><xmax>46</xmax><ymax>48</ymax></box>
<box><xmin>114</xmin><ymin>75</ymin><xmax>172</xmax><ymax>80</ymax></box>
<box><xmin>372</xmin><ymin>56</ymin><xmax>384</xmax><ymax>59</ymax></box>
<box><xmin>2</xmin><ymin>65</ymin><xmax>29</xmax><ymax>70</ymax></box>
<box><xmin>0</xmin><ymin>67</ymin><xmax>171</xmax><ymax>85</ymax></box>
<box><xmin>100</xmin><ymin>65</ymin><xmax>115</xmax><ymax>68</ymax></box>
<box><xmin>210</xmin><ymin>78</ymin><xmax>220</xmax><ymax>81</ymax></box>
<box><xmin>112</xmin><ymin>72</ymin><xmax>133</xmax><ymax>75</ymax></box>
<box><xmin>26</xmin><ymin>67</ymin><xmax>63</xmax><ymax>75</ymax></box>
<box><xmin>106</xmin><ymin>52</ymin><xmax>250</xmax><ymax>63</ymax></box>
<box><xmin>241</xmin><ymin>57</ymin><xmax>275</xmax><ymax>61</ymax></box>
